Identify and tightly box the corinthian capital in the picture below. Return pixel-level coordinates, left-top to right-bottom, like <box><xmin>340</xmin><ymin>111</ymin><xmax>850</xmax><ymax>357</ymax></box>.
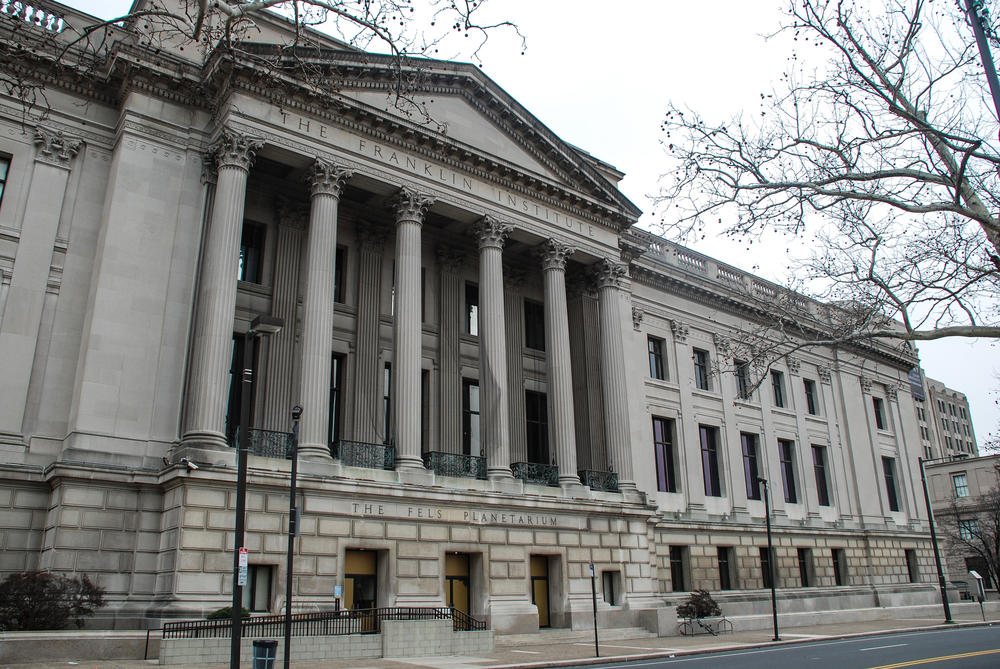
<box><xmin>308</xmin><ymin>158</ymin><xmax>353</xmax><ymax>198</ymax></box>
<box><xmin>472</xmin><ymin>215</ymin><xmax>513</xmax><ymax>250</ymax></box>
<box><xmin>210</xmin><ymin>130</ymin><xmax>264</xmax><ymax>172</ymax></box>
<box><xmin>34</xmin><ymin>126</ymin><xmax>82</xmax><ymax>168</ymax></box>
<box><xmin>386</xmin><ymin>186</ymin><xmax>435</xmax><ymax>224</ymax></box>
<box><xmin>276</xmin><ymin>195</ymin><xmax>309</xmax><ymax>232</ymax></box>
<box><xmin>591</xmin><ymin>257</ymin><xmax>627</xmax><ymax>288</ymax></box>
<box><xmin>535</xmin><ymin>239</ymin><xmax>576</xmax><ymax>271</ymax></box>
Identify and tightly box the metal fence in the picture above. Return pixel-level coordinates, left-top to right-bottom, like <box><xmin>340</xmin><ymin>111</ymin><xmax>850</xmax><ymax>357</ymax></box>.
<box><xmin>510</xmin><ymin>462</ymin><xmax>559</xmax><ymax>486</ymax></box>
<box><xmin>579</xmin><ymin>469</ymin><xmax>619</xmax><ymax>492</ymax></box>
<box><xmin>233</xmin><ymin>428</ymin><xmax>293</xmax><ymax>459</ymax></box>
<box><xmin>422</xmin><ymin>451</ymin><xmax>487</xmax><ymax>479</ymax></box>
<box><xmin>162</xmin><ymin>607</ymin><xmax>484</xmax><ymax>639</ymax></box>
<box><xmin>331</xmin><ymin>440</ymin><xmax>395</xmax><ymax>470</ymax></box>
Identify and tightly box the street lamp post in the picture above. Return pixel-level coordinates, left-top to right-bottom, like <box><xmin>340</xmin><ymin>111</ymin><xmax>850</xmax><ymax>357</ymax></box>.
<box><xmin>283</xmin><ymin>406</ymin><xmax>302</xmax><ymax>669</ymax></box>
<box><xmin>231</xmin><ymin>314</ymin><xmax>284</xmax><ymax>669</ymax></box>
<box><xmin>918</xmin><ymin>457</ymin><xmax>954</xmax><ymax>624</ymax></box>
<box><xmin>757</xmin><ymin>476</ymin><xmax>780</xmax><ymax>642</ymax></box>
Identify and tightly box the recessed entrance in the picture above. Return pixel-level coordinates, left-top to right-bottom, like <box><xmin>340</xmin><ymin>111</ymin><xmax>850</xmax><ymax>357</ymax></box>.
<box><xmin>345</xmin><ymin>549</ymin><xmax>378</xmax><ymax>610</ymax></box>
<box><xmin>445</xmin><ymin>553</ymin><xmax>471</xmax><ymax>615</ymax></box>
<box><xmin>530</xmin><ymin>555</ymin><xmax>550</xmax><ymax>628</ymax></box>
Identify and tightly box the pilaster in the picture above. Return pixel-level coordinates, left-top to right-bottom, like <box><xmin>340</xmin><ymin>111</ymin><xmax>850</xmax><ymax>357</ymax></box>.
<box><xmin>503</xmin><ymin>266</ymin><xmax>527</xmax><ymax>463</ymax></box>
<box><xmin>437</xmin><ymin>246</ymin><xmax>465</xmax><ymax>453</ymax></box>
<box><xmin>351</xmin><ymin>222</ymin><xmax>388</xmax><ymax>444</ymax></box>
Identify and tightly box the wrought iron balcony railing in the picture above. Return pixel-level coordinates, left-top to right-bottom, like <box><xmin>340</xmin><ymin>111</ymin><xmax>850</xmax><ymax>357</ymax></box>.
<box><xmin>422</xmin><ymin>451</ymin><xmax>487</xmax><ymax>480</ymax></box>
<box><xmin>233</xmin><ymin>427</ymin><xmax>293</xmax><ymax>459</ymax></box>
<box><xmin>579</xmin><ymin>469</ymin><xmax>619</xmax><ymax>492</ymax></box>
<box><xmin>510</xmin><ymin>462</ymin><xmax>559</xmax><ymax>487</ymax></box>
<box><xmin>332</xmin><ymin>440</ymin><xmax>395</xmax><ymax>470</ymax></box>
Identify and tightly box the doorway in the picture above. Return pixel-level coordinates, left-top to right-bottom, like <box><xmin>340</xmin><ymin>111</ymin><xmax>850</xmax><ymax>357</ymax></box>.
<box><xmin>445</xmin><ymin>553</ymin><xmax>471</xmax><ymax>615</ymax></box>
<box><xmin>345</xmin><ymin>549</ymin><xmax>378</xmax><ymax>610</ymax></box>
<box><xmin>530</xmin><ymin>555</ymin><xmax>550</xmax><ymax>628</ymax></box>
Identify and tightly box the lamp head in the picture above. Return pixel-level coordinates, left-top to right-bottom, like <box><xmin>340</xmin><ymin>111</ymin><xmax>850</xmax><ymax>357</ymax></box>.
<box><xmin>250</xmin><ymin>314</ymin><xmax>284</xmax><ymax>336</ymax></box>
<box><xmin>756</xmin><ymin>476</ymin><xmax>767</xmax><ymax>484</ymax></box>
<box><xmin>292</xmin><ymin>405</ymin><xmax>303</xmax><ymax>421</ymax></box>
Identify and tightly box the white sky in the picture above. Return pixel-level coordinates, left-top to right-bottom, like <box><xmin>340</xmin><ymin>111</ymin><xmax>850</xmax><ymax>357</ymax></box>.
<box><xmin>75</xmin><ymin>0</ymin><xmax>1000</xmax><ymax>440</ymax></box>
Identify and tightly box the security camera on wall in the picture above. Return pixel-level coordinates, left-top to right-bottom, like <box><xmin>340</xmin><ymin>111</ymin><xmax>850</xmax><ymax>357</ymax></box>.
<box><xmin>180</xmin><ymin>457</ymin><xmax>199</xmax><ymax>471</ymax></box>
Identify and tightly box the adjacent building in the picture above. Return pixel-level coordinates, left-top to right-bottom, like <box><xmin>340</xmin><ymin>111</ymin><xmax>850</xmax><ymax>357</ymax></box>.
<box><xmin>0</xmin><ymin>1</ymin><xmax>942</xmax><ymax>631</ymax></box>
<box><xmin>922</xmin><ymin>378</ymin><xmax>980</xmax><ymax>459</ymax></box>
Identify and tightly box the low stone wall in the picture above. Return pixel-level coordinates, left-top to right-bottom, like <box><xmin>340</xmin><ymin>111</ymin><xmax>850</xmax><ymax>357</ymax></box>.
<box><xmin>0</xmin><ymin>631</ymin><xmax>159</xmax><ymax>664</ymax></box>
<box><xmin>159</xmin><ymin>621</ymin><xmax>494</xmax><ymax>665</ymax></box>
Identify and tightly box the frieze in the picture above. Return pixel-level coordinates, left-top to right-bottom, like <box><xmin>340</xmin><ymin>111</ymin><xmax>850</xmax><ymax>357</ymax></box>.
<box><xmin>345</xmin><ymin>500</ymin><xmax>583</xmax><ymax>529</ymax></box>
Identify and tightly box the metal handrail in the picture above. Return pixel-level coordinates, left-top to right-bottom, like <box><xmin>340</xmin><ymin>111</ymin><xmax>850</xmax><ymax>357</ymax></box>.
<box><xmin>579</xmin><ymin>469</ymin><xmax>619</xmax><ymax>492</ymax></box>
<box><xmin>331</xmin><ymin>440</ymin><xmax>395</xmax><ymax>470</ymax></box>
<box><xmin>510</xmin><ymin>462</ymin><xmax>559</xmax><ymax>486</ymax></box>
<box><xmin>423</xmin><ymin>451</ymin><xmax>487</xmax><ymax>480</ymax></box>
<box><xmin>233</xmin><ymin>427</ymin><xmax>293</xmax><ymax>459</ymax></box>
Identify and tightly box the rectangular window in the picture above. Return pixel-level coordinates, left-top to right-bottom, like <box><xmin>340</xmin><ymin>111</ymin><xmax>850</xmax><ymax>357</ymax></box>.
<box><xmin>652</xmin><ymin>417</ymin><xmax>677</xmax><ymax>493</ymax></box>
<box><xmin>961</xmin><ymin>407</ymin><xmax>967</xmax><ymax>419</ymax></box>
<box><xmin>797</xmin><ymin>548</ymin><xmax>811</xmax><ymax>587</ymax></box>
<box><xmin>465</xmin><ymin>282</ymin><xmax>479</xmax><ymax>336</ymax></box>
<box><xmin>760</xmin><ymin>547</ymin><xmax>773</xmax><ymax>589</ymax></box>
<box><xmin>648</xmin><ymin>336</ymin><xmax>666</xmax><ymax>380</ymax></box>
<box><xmin>334</xmin><ymin>246</ymin><xmax>347</xmax><ymax>304</ymax></box>
<box><xmin>779</xmin><ymin>439</ymin><xmax>797</xmax><ymax>504</ymax></box>
<box><xmin>942</xmin><ymin>418</ymin><xmax>949</xmax><ymax>432</ymax></box>
<box><xmin>960</xmin><ymin>519</ymin><xmax>978</xmax><ymax>541</ymax></box>
<box><xmin>717</xmin><ymin>547</ymin><xmax>734</xmax><ymax>590</ymax></box>
<box><xmin>383</xmin><ymin>363</ymin><xmax>392</xmax><ymax>444</ymax></box>
<box><xmin>602</xmin><ymin>571</ymin><xmax>617</xmax><ymax>605</ymax></box>
<box><xmin>669</xmin><ymin>546</ymin><xmax>686</xmax><ymax>592</ymax></box>
<box><xmin>832</xmin><ymin>548</ymin><xmax>846</xmax><ymax>586</ymax></box>
<box><xmin>693</xmin><ymin>349</ymin><xmax>710</xmax><ymax>391</ymax></box>
<box><xmin>804</xmin><ymin>379</ymin><xmax>818</xmax><ymax>415</ymax></box>
<box><xmin>700</xmin><ymin>425</ymin><xmax>722</xmax><ymax>497</ymax></box>
<box><xmin>742</xmin><ymin>433</ymin><xmax>761</xmax><ymax>501</ymax></box>
<box><xmin>524</xmin><ymin>299</ymin><xmax>545</xmax><ymax>351</ymax></box>
<box><xmin>463</xmin><ymin>380</ymin><xmax>481</xmax><ymax>457</ymax></box>
<box><xmin>905</xmin><ymin>549</ymin><xmax>919</xmax><ymax>583</ymax></box>
<box><xmin>226</xmin><ymin>334</ymin><xmax>258</xmax><ymax>446</ymax></box>
<box><xmin>242</xmin><ymin>565</ymin><xmax>273</xmax><ymax>613</ymax></box>
<box><xmin>771</xmin><ymin>371</ymin><xmax>785</xmax><ymax>408</ymax></box>
<box><xmin>953</xmin><ymin>473</ymin><xmax>969</xmax><ymax>498</ymax></box>
<box><xmin>812</xmin><ymin>445</ymin><xmax>831</xmax><ymax>506</ymax></box>
<box><xmin>0</xmin><ymin>157</ymin><xmax>9</xmax><ymax>209</ymax></box>
<box><xmin>735</xmin><ymin>360</ymin><xmax>751</xmax><ymax>400</ymax></box>
<box><xmin>328</xmin><ymin>355</ymin><xmax>344</xmax><ymax>447</ymax></box>
<box><xmin>525</xmin><ymin>390</ymin><xmax>549</xmax><ymax>464</ymax></box>
<box><xmin>239</xmin><ymin>222</ymin><xmax>266</xmax><ymax>283</ymax></box>
<box><xmin>882</xmin><ymin>456</ymin><xmax>900</xmax><ymax>512</ymax></box>
<box><xmin>873</xmin><ymin>397</ymin><xmax>886</xmax><ymax>430</ymax></box>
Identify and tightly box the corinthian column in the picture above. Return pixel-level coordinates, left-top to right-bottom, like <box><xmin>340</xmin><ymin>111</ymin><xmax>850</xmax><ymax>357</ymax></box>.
<box><xmin>351</xmin><ymin>223</ymin><xmax>388</xmax><ymax>444</ymax></box>
<box><xmin>593</xmin><ymin>258</ymin><xmax>634</xmax><ymax>489</ymax></box>
<box><xmin>474</xmin><ymin>216</ymin><xmax>514</xmax><ymax>479</ymax></box>
<box><xmin>437</xmin><ymin>246</ymin><xmax>465</xmax><ymax>452</ymax></box>
<box><xmin>183</xmin><ymin>131</ymin><xmax>263</xmax><ymax>449</ymax></box>
<box><xmin>386</xmin><ymin>187</ymin><xmax>435</xmax><ymax>469</ymax></box>
<box><xmin>298</xmin><ymin>159</ymin><xmax>352</xmax><ymax>458</ymax></box>
<box><xmin>536</xmin><ymin>239</ymin><xmax>580</xmax><ymax>485</ymax></box>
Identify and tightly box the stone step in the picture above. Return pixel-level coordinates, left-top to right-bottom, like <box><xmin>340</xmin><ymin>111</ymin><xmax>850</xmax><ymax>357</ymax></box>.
<box><xmin>496</xmin><ymin>627</ymin><xmax>658</xmax><ymax>646</ymax></box>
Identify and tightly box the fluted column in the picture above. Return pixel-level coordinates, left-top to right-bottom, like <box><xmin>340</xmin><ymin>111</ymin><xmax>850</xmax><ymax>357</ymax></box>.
<box><xmin>262</xmin><ymin>197</ymin><xmax>307</xmax><ymax>432</ymax></box>
<box><xmin>351</xmin><ymin>223</ymin><xmax>388</xmax><ymax>444</ymax></box>
<box><xmin>503</xmin><ymin>267</ymin><xmax>527</xmax><ymax>463</ymax></box>
<box><xmin>474</xmin><ymin>217</ymin><xmax>514</xmax><ymax>479</ymax></box>
<box><xmin>183</xmin><ymin>131</ymin><xmax>263</xmax><ymax>449</ymax></box>
<box><xmin>386</xmin><ymin>188</ymin><xmax>435</xmax><ymax>469</ymax></box>
<box><xmin>437</xmin><ymin>246</ymin><xmax>465</xmax><ymax>453</ymax></box>
<box><xmin>593</xmin><ymin>258</ymin><xmax>635</xmax><ymax>489</ymax></box>
<box><xmin>536</xmin><ymin>239</ymin><xmax>580</xmax><ymax>485</ymax></box>
<box><xmin>298</xmin><ymin>160</ymin><xmax>353</xmax><ymax>458</ymax></box>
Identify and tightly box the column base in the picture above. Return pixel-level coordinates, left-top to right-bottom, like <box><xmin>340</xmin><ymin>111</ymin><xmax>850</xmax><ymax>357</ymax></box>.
<box><xmin>397</xmin><ymin>467</ymin><xmax>434</xmax><ymax>486</ymax></box>
<box><xmin>180</xmin><ymin>430</ymin><xmax>229</xmax><ymax>451</ymax></box>
<box><xmin>298</xmin><ymin>443</ymin><xmax>332</xmax><ymax>459</ymax></box>
<box><xmin>560</xmin><ymin>481</ymin><xmax>590</xmax><ymax>498</ymax></box>
<box><xmin>559</xmin><ymin>474</ymin><xmax>582</xmax><ymax>487</ymax></box>
<box><xmin>490</xmin><ymin>477</ymin><xmax>524</xmax><ymax>494</ymax></box>
<box><xmin>395</xmin><ymin>455</ymin><xmax>426</xmax><ymax>471</ymax></box>
<box><xmin>487</xmin><ymin>466</ymin><xmax>513</xmax><ymax>480</ymax></box>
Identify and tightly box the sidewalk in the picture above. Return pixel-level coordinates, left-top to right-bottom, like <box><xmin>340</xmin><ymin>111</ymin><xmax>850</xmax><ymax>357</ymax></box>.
<box><xmin>5</xmin><ymin>611</ymin><xmax>998</xmax><ymax>669</ymax></box>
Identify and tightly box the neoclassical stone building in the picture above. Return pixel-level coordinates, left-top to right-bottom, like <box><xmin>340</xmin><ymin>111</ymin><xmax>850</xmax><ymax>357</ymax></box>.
<box><xmin>0</xmin><ymin>1</ymin><xmax>940</xmax><ymax>631</ymax></box>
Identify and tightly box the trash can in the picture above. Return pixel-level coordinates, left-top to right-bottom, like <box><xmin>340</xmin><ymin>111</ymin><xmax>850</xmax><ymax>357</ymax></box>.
<box><xmin>252</xmin><ymin>639</ymin><xmax>278</xmax><ymax>669</ymax></box>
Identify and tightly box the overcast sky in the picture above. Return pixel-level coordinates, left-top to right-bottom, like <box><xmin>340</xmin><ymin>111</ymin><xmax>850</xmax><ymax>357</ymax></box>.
<box><xmin>78</xmin><ymin>0</ymin><xmax>999</xmax><ymax>441</ymax></box>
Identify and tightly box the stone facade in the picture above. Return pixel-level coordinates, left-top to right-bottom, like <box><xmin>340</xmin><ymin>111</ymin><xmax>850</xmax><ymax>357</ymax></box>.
<box><xmin>0</xmin><ymin>0</ymin><xmax>939</xmax><ymax>634</ymax></box>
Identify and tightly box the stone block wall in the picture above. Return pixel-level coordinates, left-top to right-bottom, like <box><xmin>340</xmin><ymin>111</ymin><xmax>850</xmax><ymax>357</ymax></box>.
<box><xmin>382</xmin><ymin>619</ymin><xmax>493</xmax><ymax>657</ymax></box>
<box><xmin>159</xmin><ymin>633</ymin><xmax>382</xmax><ymax>665</ymax></box>
<box><xmin>0</xmin><ymin>475</ymin><xmax>47</xmax><ymax>576</ymax></box>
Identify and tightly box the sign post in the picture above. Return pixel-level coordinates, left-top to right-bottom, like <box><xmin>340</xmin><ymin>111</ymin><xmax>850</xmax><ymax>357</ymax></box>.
<box><xmin>590</xmin><ymin>561</ymin><xmax>599</xmax><ymax>658</ymax></box>
<box><xmin>237</xmin><ymin>547</ymin><xmax>249</xmax><ymax>586</ymax></box>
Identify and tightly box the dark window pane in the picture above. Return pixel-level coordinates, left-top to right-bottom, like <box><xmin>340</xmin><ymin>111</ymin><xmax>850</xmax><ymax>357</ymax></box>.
<box><xmin>653</xmin><ymin>417</ymin><xmax>677</xmax><ymax>493</ymax></box>
<box><xmin>334</xmin><ymin>246</ymin><xmax>346</xmax><ymax>304</ymax></box>
<box><xmin>812</xmin><ymin>445</ymin><xmax>830</xmax><ymax>506</ymax></box>
<box><xmin>463</xmin><ymin>380</ymin><xmax>481</xmax><ymax>456</ymax></box>
<box><xmin>779</xmin><ymin>440</ymin><xmax>797</xmax><ymax>504</ymax></box>
<box><xmin>804</xmin><ymin>379</ymin><xmax>818</xmax><ymax>415</ymax></box>
<box><xmin>465</xmin><ymin>283</ymin><xmax>479</xmax><ymax>336</ymax></box>
<box><xmin>239</xmin><ymin>222</ymin><xmax>266</xmax><ymax>283</ymax></box>
<box><xmin>694</xmin><ymin>349</ymin><xmax>710</xmax><ymax>391</ymax></box>
<box><xmin>742</xmin><ymin>433</ymin><xmax>761</xmax><ymax>500</ymax></box>
<box><xmin>883</xmin><ymin>456</ymin><xmax>899</xmax><ymax>512</ymax></box>
<box><xmin>648</xmin><ymin>337</ymin><xmax>665</xmax><ymax>380</ymax></box>
<box><xmin>771</xmin><ymin>371</ymin><xmax>785</xmax><ymax>408</ymax></box>
<box><xmin>700</xmin><ymin>425</ymin><xmax>721</xmax><ymax>497</ymax></box>
<box><xmin>525</xmin><ymin>390</ymin><xmax>549</xmax><ymax>464</ymax></box>
<box><xmin>524</xmin><ymin>299</ymin><xmax>545</xmax><ymax>350</ymax></box>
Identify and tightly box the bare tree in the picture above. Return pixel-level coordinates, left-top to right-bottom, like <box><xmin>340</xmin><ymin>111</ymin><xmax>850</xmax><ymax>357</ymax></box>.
<box><xmin>657</xmin><ymin>0</ymin><xmax>1000</xmax><ymax>346</ymax></box>
<box><xmin>0</xmin><ymin>0</ymin><xmax>524</xmax><ymax>125</ymax></box>
<box><xmin>939</xmin><ymin>461</ymin><xmax>1000</xmax><ymax>591</ymax></box>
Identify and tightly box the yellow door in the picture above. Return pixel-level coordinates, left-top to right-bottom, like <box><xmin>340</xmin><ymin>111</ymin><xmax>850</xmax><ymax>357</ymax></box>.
<box><xmin>530</xmin><ymin>555</ymin><xmax>550</xmax><ymax>628</ymax></box>
<box><xmin>445</xmin><ymin>553</ymin><xmax>471</xmax><ymax>615</ymax></box>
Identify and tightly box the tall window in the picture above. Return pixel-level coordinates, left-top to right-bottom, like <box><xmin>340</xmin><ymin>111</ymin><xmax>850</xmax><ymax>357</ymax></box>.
<box><xmin>333</xmin><ymin>246</ymin><xmax>347</xmax><ymax>304</ymax></box>
<box><xmin>524</xmin><ymin>299</ymin><xmax>545</xmax><ymax>350</ymax></box>
<box><xmin>906</xmin><ymin>550</ymin><xmax>919</xmax><ymax>583</ymax></box>
<box><xmin>652</xmin><ymin>417</ymin><xmax>677</xmax><ymax>493</ymax></box>
<box><xmin>225</xmin><ymin>335</ymin><xmax>257</xmax><ymax>446</ymax></box>
<box><xmin>953</xmin><ymin>473</ymin><xmax>969</xmax><ymax>498</ymax></box>
<box><xmin>465</xmin><ymin>282</ymin><xmax>479</xmax><ymax>335</ymax></box>
<box><xmin>771</xmin><ymin>371</ymin><xmax>785</xmax><ymax>408</ymax></box>
<box><xmin>463</xmin><ymin>380</ymin><xmax>481</xmax><ymax>456</ymax></box>
<box><xmin>873</xmin><ymin>397</ymin><xmax>886</xmax><ymax>430</ymax></box>
<box><xmin>882</xmin><ymin>456</ymin><xmax>900</xmax><ymax>512</ymax></box>
<box><xmin>242</xmin><ymin>565</ymin><xmax>273</xmax><ymax>613</ymax></box>
<box><xmin>693</xmin><ymin>349</ymin><xmax>710</xmax><ymax>391</ymax></box>
<box><xmin>735</xmin><ymin>360</ymin><xmax>751</xmax><ymax>400</ymax></box>
<box><xmin>742</xmin><ymin>433</ymin><xmax>761</xmax><ymax>501</ymax></box>
<box><xmin>700</xmin><ymin>425</ymin><xmax>722</xmax><ymax>497</ymax></box>
<box><xmin>669</xmin><ymin>546</ymin><xmax>686</xmax><ymax>592</ymax></box>
<box><xmin>797</xmin><ymin>548</ymin><xmax>812</xmax><ymax>587</ymax></box>
<box><xmin>383</xmin><ymin>363</ymin><xmax>392</xmax><ymax>444</ymax></box>
<box><xmin>804</xmin><ymin>379</ymin><xmax>818</xmax><ymax>415</ymax></box>
<box><xmin>239</xmin><ymin>222</ymin><xmax>265</xmax><ymax>283</ymax></box>
<box><xmin>832</xmin><ymin>548</ymin><xmax>846</xmax><ymax>586</ymax></box>
<box><xmin>328</xmin><ymin>355</ymin><xmax>343</xmax><ymax>446</ymax></box>
<box><xmin>760</xmin><ymin>547</ymin><xmax>773</xmax><ymax>589</ymax></box>
<box><xmin>717</xmin><ymin>547</ymin><xmax>734</xmax><ymax>590</ymax></box>
<box><xmin>648</xmin><ymin>336</ymin><xmax>666</xmax><ymax>380</ymax></box>
<box><xmin>778</xmin><ymin>439</ymin><xmax>797</xmax><ymax>504</ymax></box>
<box><xmin>812</xmin><ymin>445</ymin><xmax>831</xmax><ymax>506</ymax></box>
<box><xmin>960</xmin><ymin>519</ymin><xmax>979</xmax><ymax>541</ymax></box>
<box><xmin>525</xmin><ymin>391</ymin><xmax>549</xmax><ymax>464</ymax></box>
<box><xmin>0</xmin><ymin>157</ymin><xmax>8</xmax><ymax>209</ymax></box>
